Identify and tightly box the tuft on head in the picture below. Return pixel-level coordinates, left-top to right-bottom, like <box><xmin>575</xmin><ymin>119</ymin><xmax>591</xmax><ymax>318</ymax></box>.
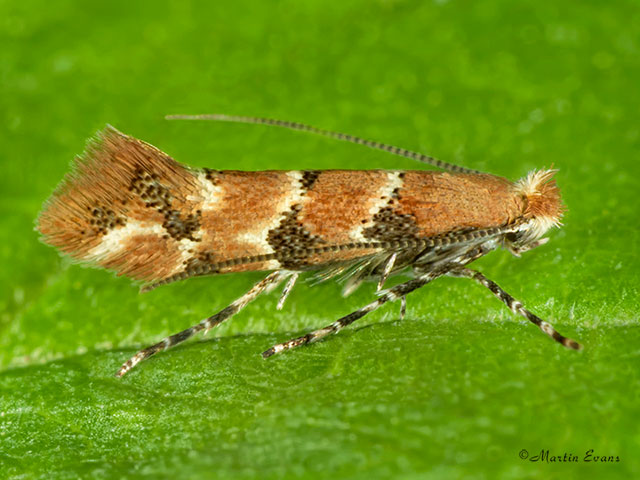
<box><xmin>513</xmin><ymin>169</ymin><xmax>564</xmax><ymax>241</ymax></box>
<box><xmin>37</xmin><ymin>126</ymin><xmax>201</xmax><ymax>284</ymax></box>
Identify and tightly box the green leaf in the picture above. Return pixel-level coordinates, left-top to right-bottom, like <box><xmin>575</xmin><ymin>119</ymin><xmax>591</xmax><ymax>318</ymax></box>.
<box><xmin>1</xmin><ymin>1</ymin><xmax>638</xmax><ymax>479</ymax></box>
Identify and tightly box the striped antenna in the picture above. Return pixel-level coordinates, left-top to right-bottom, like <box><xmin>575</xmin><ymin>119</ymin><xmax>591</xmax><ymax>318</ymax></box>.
<box><xmin>165</xmin><ymin>113</ymin><xmax>482</xmax><ymax>174</ymax></box>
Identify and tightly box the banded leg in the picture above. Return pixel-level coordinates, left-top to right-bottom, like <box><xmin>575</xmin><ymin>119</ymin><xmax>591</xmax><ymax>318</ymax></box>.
<box><xmin>116</xmin><ymin>271</ymin><xmax>289</xmax><ymax>377</ymax></box>
<box><xmin>377</xmin><ymin>253</ymin><xmax>397</xmax><ymax>292</ymax></box>
<box><xmin>277</xmin><ymin>272</ymin><xmax>299</xmax><ymax>310</ymax></box>
<box><xmin>448</xmin><ymin>268</ymin><xmax>582</xmax><ymax>350</ymax></box>
<box><xmin>262</xmin><ymin>270</ymin><xmax>444</xmax><ymax>358</ymax></box>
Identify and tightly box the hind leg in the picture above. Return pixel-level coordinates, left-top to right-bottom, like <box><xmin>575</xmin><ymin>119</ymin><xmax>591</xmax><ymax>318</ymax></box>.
<box><xmin>116</xmin><ymin>271</ymin><xmax>290</xmax><ymax>377</ymax></box>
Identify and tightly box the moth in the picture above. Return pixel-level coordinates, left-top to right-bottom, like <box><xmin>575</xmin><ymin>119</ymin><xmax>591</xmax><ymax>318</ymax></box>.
<box><xmin>36</xmin><ymin>114</ymin><xmax>581</xmax><ymax>377</ymax></box>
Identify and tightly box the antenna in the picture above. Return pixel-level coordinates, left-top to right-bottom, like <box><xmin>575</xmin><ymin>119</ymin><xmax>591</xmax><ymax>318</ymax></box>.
<box><xmin>165</xmin><ymin>113</ymin><xmax>482</xmax><ymax>174</ymax></box>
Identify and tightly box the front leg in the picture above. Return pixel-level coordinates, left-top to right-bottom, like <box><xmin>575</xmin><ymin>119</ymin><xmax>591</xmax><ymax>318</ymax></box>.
<box><xmin>448</xmin><ymin>267</ymin><xmax>582</xmax><ymax>350</ymax></box>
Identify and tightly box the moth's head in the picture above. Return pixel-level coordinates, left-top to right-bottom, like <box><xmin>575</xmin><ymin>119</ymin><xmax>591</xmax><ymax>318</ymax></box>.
<box><xmin>506</xmin><ymin>169</ymin><xmax>564</xmax><ymax>255</ymax></box>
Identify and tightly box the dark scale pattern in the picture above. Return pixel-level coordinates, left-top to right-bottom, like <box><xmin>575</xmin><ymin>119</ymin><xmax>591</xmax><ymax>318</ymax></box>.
<box><xmin>267</xmin><ymin>204</ymin><xmax>325</xmax><ymax>268</ymax></box>
<box><xmin>203</xmin><ymin>168</ymin><xmax>220</xmax><ymax>185</ymax></box>
<box><xmin>129</xmin><ymin>167</ymin><xmax>202</xmax><ymax>242</ymax></box>
<box><xmin>163</xmin><ymin>209</ymin><xmax>202</xmax><ymax>242</ymax></box>
<box><xmin>362</xmin><ymin>207</ymin><xmax>420</xmax><ymax>242</ymax></box>
<box><xmin>87</xmin><ymin>205</ymin><xmax>126</xmax><ymax>235</ymax></box>
<box><xmin>129</xmin><ymin>168</ymin><xmax>172</xmax><ymax>212</ymax></box>
<box><xmin>300</xmin><ymin>170</ymin><xmax>321</xmax><ymax>192</ymax></box>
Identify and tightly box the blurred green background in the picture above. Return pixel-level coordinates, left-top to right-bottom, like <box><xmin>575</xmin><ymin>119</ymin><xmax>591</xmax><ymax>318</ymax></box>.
<box><xmin>1</xmin><ymin>1</ymin><xmax>639</xmax><ymax>478</ymax></box>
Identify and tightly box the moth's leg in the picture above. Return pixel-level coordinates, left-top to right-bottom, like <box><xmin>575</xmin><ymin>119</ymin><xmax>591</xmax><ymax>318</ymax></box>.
<box><xmin>507</xmin><ymin>237</ymin><xmax>549</xmax><ymax>257</ymax></box>
<box><xmin>377</xmin><ymin>253</ymin><xmax>397</xmax><ymax>292</ymax></box>
<box><xmin>262</xmin><ymin>270</ymin><xmax>443</xmax><ymax>358</ymax></box>
<box><xmin>448</xmin><ymin>267</ymin><xmax>582</xmax><ymax>350</ymax></box>
<box><xmin>399</xmin><ymin>295</ymin><xmax>407</xmax><ymax>320</ymax></box>
<box><xmin>277</xmin><ymin>272</ymin><xmax>299</xmax><ymax>310</ymax></box>
<box><xmin>116</xmin><ymin>271</ymin><xmax>289</xmax><ymax>377</ymax></box>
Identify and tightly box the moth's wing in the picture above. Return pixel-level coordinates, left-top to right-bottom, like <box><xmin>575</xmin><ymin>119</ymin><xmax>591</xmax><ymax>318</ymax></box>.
<box><xmin>39</xmin><ymin>127</ymin><xmax>521</xmax><ymax>293</ymax></box>
<box><xmin>37</xmin><ymin>126</ymin><xmax>205</xmax><ymax>285</ymax></box>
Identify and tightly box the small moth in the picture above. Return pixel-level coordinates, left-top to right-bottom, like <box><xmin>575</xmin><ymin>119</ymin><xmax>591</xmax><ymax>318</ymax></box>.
<box><xmin>37</xmin><ymin>114</ymin><xmax>581</xmax><ymax>377</ymax></box>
